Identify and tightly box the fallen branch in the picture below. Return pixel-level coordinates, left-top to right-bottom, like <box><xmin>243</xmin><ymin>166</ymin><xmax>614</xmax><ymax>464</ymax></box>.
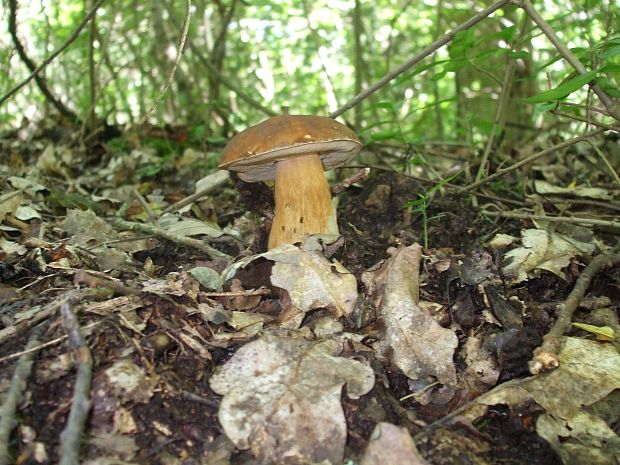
<box><xmin>0</xmin><ymin>324</ymin><xmax>46</xmax><ymax>465</ymax></box>
<box><xmin>529</xmin><ymin>251</ymin><xmax>620</xmax><ymax>374</ymax></box>
<box><xmin>0</xmin><ymin>288</ymin><xmax>112</xmax><ymax>347</ymax></box>
<box><xmin>161</xmin><ymin>170</ymin><xmax>230</xmax><ymax>215</ymax></box>
<box><xmin>482</xmin><ymin>210</ymin><xmax>620</xmax><ymax>232</ymax></box>
<box><xmin>107</xmin><ymin>217</ymin><xmax>230</xmax><ymax>259</ymax></box>
<box><xmin>59</xmin><ymin>298</ymin><xmax>93</xmax><ymax>465</ymax></box>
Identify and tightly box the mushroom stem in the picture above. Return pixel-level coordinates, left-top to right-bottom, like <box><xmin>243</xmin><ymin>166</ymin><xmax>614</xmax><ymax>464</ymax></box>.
<box><xmin>269</xmin><ymin>153</ymin><xmax>335</xmax><ymax>249</ymax></box>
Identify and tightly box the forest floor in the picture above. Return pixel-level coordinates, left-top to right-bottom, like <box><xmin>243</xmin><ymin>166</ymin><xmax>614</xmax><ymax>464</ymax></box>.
<box><xmin>0</xmin><ymin>124</ymin><xmax>619</xmax><ymax>465</ymax></box>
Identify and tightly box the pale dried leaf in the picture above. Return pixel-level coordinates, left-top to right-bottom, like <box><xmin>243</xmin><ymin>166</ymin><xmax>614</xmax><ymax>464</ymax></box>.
<box><xmin>0</xmin><ymin>237</ymin><xmax>27</xmax><ymax>256</ymax></box>
<box><xmin>534</xmin><ymin>180</ymin><xmax>612</xmax><ymax>200</ymax></box>
<box><xmin>503</xmin><ymin>229</ymin><xmax>585</xmax><ymax>284</ymax></box>
<box><xmin>210</xmin><ymin>333</ymin><xmax>374</xmax><ymax>464</ymax></box>
<box><xmin>15</xmin><ymin>204</ymin><xmax>41</xmax><ymax>221</ymax></box>
<box><xmin>58</xmin><ymin>209</ymin><xmax>117</xmax><ymax>246</ymax></box>
<box><xmin>0</xmin><ymin>191</ymin><xmax>23</xmax><ymax>223</ymax></box>
<box><xmin>472</xmin><ymin>338</ymin><xmax>620</xmax><ymax>465</ymax></box>
<box><xmin>160</xmin><ymin>214</ymin><xmax>224</xmax><ymax>238</ymax></box>
<box><xmin>360</xmin><ymin>422</ymin><xmax>430</xmax><ymax>465</ymax></box>
<box><xmin>370</xmin><ymin>244</ymin><xmax>458</xmax><ymax>396</ymax></box>
<box><xmin>267</xmin><ymin>245</ymin><xmax>358</xmax><ymax>317</ymax></box>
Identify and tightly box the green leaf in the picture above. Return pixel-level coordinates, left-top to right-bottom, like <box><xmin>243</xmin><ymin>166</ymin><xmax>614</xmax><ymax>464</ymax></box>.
<box><xmin>572</xmin><ymin>322</ymin><xmax>615</xmax><ymax>341</ymax></box>
<box><xmin>522</xmin><ymin>68</ymin><xmax>602</xmax><ymax>103</ymax></box>
<box><xmin>596</xmin><ymin>77</ymin><xmax>620</xmax><ymax>98</ymax></box>
<box><xmin>510</xmin><ymin>51</ymin><xmax>530</xmax><ymax>60</ymax></box>
<box><xmin>475</xmin><ymin>25</ymin><xmax>516</xmax><ymax>45</ymax></box>
<box><xmin>600</xmin><ymin>45</ymin><xmax>620</xmax><ymax>60</ymax></box>
<box><xmin>366</xmin><ymin>101</ymin><xmax>396</xmax><ymax>112</ymax></box>
<box><xmin>369</xmin><ymin>129</ymin><xmax>400</xmax><ymax>142</ymax></box>
<box><xmin>48</xmin><ymin>188</ymin><xmax>102</xmax><ymax>212</ymax></box>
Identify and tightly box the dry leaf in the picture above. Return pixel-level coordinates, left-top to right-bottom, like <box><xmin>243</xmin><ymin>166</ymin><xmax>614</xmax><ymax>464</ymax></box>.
<box><xmin>469</xmin><ymin>337</ymin><xmax>620</xmax><ymax>465</ymax></box>
<box><xmin>366</xmin><ymin>244</ymin><xmax>458</xmax><ymax>401</ymax></box>
<box><xmin>502</xmin><ymin>229</ymin><xmax>589</xmax><ymax>284</ymax></box>
<box><xmin>267</xmin><ymin>245</ymin><xmax>358</xmax><ymax>317</ymax></box>
<box><xmin>210</xmin><ymin>333</ymin><xmax>374</xmax><ymax>464</ymax></box>
<box><xmin>360</xmin><ymin>422</ymin><xmax>430</xmax><ymax>465</ymax></box>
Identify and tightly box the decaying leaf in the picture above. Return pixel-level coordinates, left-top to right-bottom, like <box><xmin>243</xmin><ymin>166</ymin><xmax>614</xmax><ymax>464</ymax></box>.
<box><xmin>360</xmin><ymin>422</ymin><xmax>430</xmax><ymax>465</ymax></box>
<box><xmin>90</xmin><ymin>358</ymin><xmax>159</xmax><ymax>434</ymax></box>
<box><xmin>210</xmin><ymin>333</ymin><xmax>375</xmax><ymax>464</ymax></box>
<box><xmin>159</xmin><ymin>213</ymin><xmax>224</xmax><ymax>238</ymax></box>
<box><xmin>0</xmin><ymin>190</ymin><xmax>23</xmax><ymax>223</ymax></box>
<box><xmin>502</xmin><ymin>228</ymin><xmax>592</xmax><ymax>284</ymax></box>
<box><xmin>266</xmin><ymin>244</ymin><xmax>358</xmax><ymax>317</ymax></box>
<box><xmin>534</xmin><ymin>180</ymin><xmax>613</xmax><ymax>200</ymax></box>
<box><xmin>467</xmin><ymin>337</ymin><xmax>620</xmax><ymax>465</ymax></box>
<box><xmin>365</xmin><ymin>244</ymin><xmax>458</xmax><ymax>399</ymax></box>
<box><xmin>59</xmin><ymin>209</ymin><xmax>116</xmax><ymax>244</ymax></box>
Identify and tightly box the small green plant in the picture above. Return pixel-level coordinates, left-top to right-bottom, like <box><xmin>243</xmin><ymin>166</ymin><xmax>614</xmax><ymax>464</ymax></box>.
<box><xmin>404</xmin><ymin>173</ymin><xmax>459</xmax><ymax>249</ymax></box>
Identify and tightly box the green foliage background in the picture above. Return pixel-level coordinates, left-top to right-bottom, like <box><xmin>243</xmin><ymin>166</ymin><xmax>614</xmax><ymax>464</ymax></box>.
<box><xmin>0</xmin><ymin>0</ymin><xmax>618</xmax><ymax>147</ymax></box>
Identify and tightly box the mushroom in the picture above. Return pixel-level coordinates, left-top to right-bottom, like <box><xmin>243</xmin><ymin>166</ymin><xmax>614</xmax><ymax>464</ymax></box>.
<box><xmin>219</xmin><ymin>115</ymin><xmax>362</xmax><ymax>249</ymax></box>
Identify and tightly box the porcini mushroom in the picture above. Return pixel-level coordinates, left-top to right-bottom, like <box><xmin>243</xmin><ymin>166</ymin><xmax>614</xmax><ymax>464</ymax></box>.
<box><xmin>219</xmin><ymin>115</ymin><xmax>362</xmax><ymax>249</ymax></box>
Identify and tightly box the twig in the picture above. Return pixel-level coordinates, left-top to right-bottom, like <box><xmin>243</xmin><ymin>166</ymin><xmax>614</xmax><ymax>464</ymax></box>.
<box><xmin>0</xmin><ymin>288</ymin><xmax>112</xmax><ymax>347</ymax></box>
<box><xmin>132</xmin><ymin>187</ymin><xmax>159</xmax><ymax>225</ymax></box>
<box><xmin>0</xmin><ymin>322</ymin><xmax>100</xmax><ymax>366</ymax></box>
<box><xmin>551</xmin><ymin>110</ymin><xmax>620</xmax><ymax>132</ymax></box>
<box><xmin>482</xmin><ymin>210</ymin><xmax>620</xmax><ymax>231</ymax></box>
<box><xmin>587</xmin><ymin>141</ymin><xmax>620</xmax><ymax>186</ymax></box>
<box><xmin>460</xmin><ymin>128</ymin><xmax>608</xmax><ymax>193</ymax></box>
<box><xmin>0</xmin><ymin>324</ymin><xmax>46</xmax><ymax>465</ymax></box>
<box><xmin>163</xmin><ymin>2</ymin><xmax>275</xmax><ymax>118</ymax></box>
<box><xmin>331</xmin><ymin>168</ymin><xmax>371</xmax><ymax>194</ymax></box>
<box><xmin>6</xmin><ymin>0</ymin><xmax>78</xmax><ymax>120</ymax></box>
<box><xmin>0</xmin><ymin>0</ymin><xmax>106</xmax><ymax>108</ymax></box>
<box><xmin>59</xmin><ymin>298</ymin><xmax>93</xmax><ymax>465</ymax></box>
<box><xmin>200</xmin><ymin>288</ymin><xmax>270</xmax><ymax>297</ymax></box>
<box><xmin>107</xmin><ymin>217</ymin><xmax>230</xmax><ymax>259</ymax></box>
<box><xmin>559</xmin><ymin>102</ymin><xmax>611</xmax><ymax>117</ymax></box>
<box><xmin>161</xmin><ymin>170</ymin><xmax>230</xmax><ymax>214</ymax></box>
<box><xmin>529</xmin><ymin>251</ymin><xmax>620</xmax><ymax>374</ymax></box>
<box><xmin>329</xmin><ymin>0</ymin><xmax>511</xmax><ymax>118</ymax></box>
<box><xmin>518</xmin><ymin>0</ymin><xmax>620</xmax><ymax>121</ymax></box>
<box><xmin>474</xmin><ymin>13</ymin><xmax>528</xmax><ymax>190</ymax></box>
<box><xmin>138</xmin><ymin>0</ymin><xmax>191</xmax><ymax>126</ymax></box>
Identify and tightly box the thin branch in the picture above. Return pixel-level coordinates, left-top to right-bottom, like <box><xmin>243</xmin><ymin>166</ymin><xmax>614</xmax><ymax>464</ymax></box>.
<box><xmin>474</xmin><ymin>12</ymin><xmax>529</xmax><ymax>187</ymax></box>
<box><xmin>329</xmin><ymin>0</ymin><xmax>511</xmax><ymax>118</ymax></box>
<box><xmin>0</xmin><ymin>288</ymin><xmax>113</xmax><ymax>347</ymax></box>
<box><xmin>138</xmin><ymin>0</ymin><xmax>192</xmax><ymax>125</ymax></box>
<box><xmin>518</xmin><ymin>0</ymin><xmax>620</xmax><ymax>121</ymax></box>
<box><xmin>6</xmin><ymin>0</ymin><xmax>78</xmax><ymax>120</ymax></box>
<box><xmin>161</xmin><ymin>170</ymin><xmax>230</xmax><ymax>215</ymax></box>
<box><xmin>0</xmin><ymin>324</ymin><xmax>46</xmax><ymax>465</ymax></box>
<box><xmin>165</xmin><ymin>3</ymin><xmax>276</xmax><ymax>117</ymax></box>
<box><xmin>0</xmin><ymin>0</ymin><xmax>106</xmax><ymax>109</ymax></box>
<box><xmin>529</xmin><ymin>251</ymin><xmax>620</xmax><ymax>374</ymax></box>
<box><xmin>59</xmin><ymin>298</ymin><xmax>93</xmax><ymax>465</ymax></box>
<box><xmin>551</xmin><ymin>110</ymin><xmax>620</xmax><ymax>132</ymax></box>
<box><xmin>107</xmin><ymin>217</ymin><xmax>230</xmax><ymax>259</ymax></box>
<box><xmin>482</xmin><ymin>210</ymin><xmax>620</xmax><ymax>231</ymax></box>
<box><xmin>459</xmin><ymin>128</ymin><xmax>608</xmax><ymax>193</ymax></box>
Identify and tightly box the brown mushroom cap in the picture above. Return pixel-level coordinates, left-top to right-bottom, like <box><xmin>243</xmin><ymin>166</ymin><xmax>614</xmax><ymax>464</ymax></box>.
<box><xmin>219</xmin><ymin>115</ymin><xmax>362</xmax><ymax>182</ymax></box>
